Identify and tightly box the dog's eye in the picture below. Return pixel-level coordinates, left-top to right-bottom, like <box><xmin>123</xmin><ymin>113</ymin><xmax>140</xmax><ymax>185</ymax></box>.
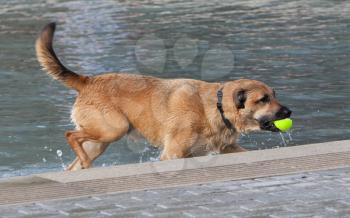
<box><xmin>257</xmin><ymin>95</ymin><xmax>270</xmax><ymax>104</ymax></box>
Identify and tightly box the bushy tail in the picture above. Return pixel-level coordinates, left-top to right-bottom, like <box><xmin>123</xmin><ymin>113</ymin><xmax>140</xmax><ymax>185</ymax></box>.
<box><xmin>35</xmin><ymin>22</ymin><xmax>88</xmax><ymax>91</ymax></box>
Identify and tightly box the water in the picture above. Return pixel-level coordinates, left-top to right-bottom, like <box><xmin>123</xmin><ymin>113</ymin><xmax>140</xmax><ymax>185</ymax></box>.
<box><xmin>279</xmin><ymin>132</ymin><xmax>287</xmax><ymax>147</ymax></box>
<box><xmin>0</xmin><ymin>0</ymin><xmax>349</xmax><ymax>177</ymax></box>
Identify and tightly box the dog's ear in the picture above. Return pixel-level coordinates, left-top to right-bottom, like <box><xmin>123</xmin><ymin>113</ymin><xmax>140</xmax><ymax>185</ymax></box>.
<box><xmin>234</xmin><ymin>89</ymin><xmax>246</xmax><ymax>109</ymax></box>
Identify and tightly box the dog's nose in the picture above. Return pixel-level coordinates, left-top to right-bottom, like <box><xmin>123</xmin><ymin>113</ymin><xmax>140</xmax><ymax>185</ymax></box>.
<box><xmin>276</xmin><ymin>106</ymin><xmax>292</xmax><ymax>119</ymax></box>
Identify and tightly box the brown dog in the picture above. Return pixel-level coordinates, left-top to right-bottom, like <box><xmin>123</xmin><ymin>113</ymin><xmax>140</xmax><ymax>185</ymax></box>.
<box><xmin>36</xmin><ymin>23</ymin><xmax>291</xmax><ymax>171</ymax></box>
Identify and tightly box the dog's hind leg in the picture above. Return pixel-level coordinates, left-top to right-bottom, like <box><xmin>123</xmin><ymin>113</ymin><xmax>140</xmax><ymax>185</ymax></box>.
<box><xmin>66</xmin><ymin>105</ymin><xmax>130</xmax><ymax>170</ymax></box>
<box><xmin>65</xmin><ymin>131</ymin><xmax>98</xmax><ymax>169</ymax></box>
<box><xmin>66</xmin><ymin>157</ymin><xmax>80</xmax><ymax>171</ymax></box>
<box><xmin>66</xmin><ymin>129</ymin><xmax>129</xmax><ymax>170</ymax></box>
<box><xmin>65</xmin><ymin>127</ymin><xmax>128</xmax><ymax>170</ymax></box>
<box><xmin>67</xmin><ymin>141</ymin><xmax>109</xmax><ymax>171</ymax></box>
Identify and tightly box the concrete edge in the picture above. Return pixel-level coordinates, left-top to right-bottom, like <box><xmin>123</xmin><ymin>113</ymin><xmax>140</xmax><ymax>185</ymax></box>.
<box><xmin>0</xmin><ymin>140</ymin><xmax>350</xmax><ymax>206</ymax></box>
<box><xmin>1</xmin><ymin>140</ymin><xmax>349</xmax><ymax>184</ymax></box>
<box><xmin>34</xmin><ymin>140</ymin><xmax>350</xmax><ymax>183</ymax></box>
<box><xmin>2</xmin><ymin>165</ymin><xmax>350</xmax><ymax>208</ymax></box>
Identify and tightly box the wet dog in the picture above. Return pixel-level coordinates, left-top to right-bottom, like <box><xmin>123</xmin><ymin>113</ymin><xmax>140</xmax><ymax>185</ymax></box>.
<box><xmin>36</xmin><ymin>23</ymin><xmax>291</xmax><ymax>171</ymax></box>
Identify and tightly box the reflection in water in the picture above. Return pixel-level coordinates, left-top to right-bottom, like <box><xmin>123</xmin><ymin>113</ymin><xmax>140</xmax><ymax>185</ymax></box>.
<box><xmin>0</xmin><ymin>0</ymin><xmax>349</xmax><ymax>177</ymax></box>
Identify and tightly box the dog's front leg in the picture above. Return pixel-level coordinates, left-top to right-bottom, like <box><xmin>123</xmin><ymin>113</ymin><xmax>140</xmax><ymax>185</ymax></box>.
<box><xmin>160</xmin><ymin>140</ymin><xmax>190</xmax><ymax>160</ymax></box>
<box><xmin>220</xmin><ymin>144</ymin><xmax>248</xmax><ymax>154</ymax></box>
<box><xmin>160</xmin><ymin>132</ymin><xmax>195</xmax><ymax>160</ymax></box>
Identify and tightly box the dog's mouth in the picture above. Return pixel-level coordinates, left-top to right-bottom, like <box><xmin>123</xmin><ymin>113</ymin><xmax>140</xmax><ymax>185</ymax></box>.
<box><xmin>260</xmin><ymin>120</ymin><xmax>280</xmax><ymax>132</ymax></box>
<box><xmin>259</xmin><ymin>113</ymin><xmax>292</xmax><ymax>132</ymax></box>
<box><xmin>258</xmin><ymin>106</ymin><xmax>292</xmax><ymax>132</ymax></box>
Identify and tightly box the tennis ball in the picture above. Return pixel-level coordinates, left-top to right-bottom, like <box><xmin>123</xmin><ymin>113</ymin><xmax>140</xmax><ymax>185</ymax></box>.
<box><xmin>273</xmin><ymin>118</ymin><xmax>293</xmax><ymax>132</ymax></box>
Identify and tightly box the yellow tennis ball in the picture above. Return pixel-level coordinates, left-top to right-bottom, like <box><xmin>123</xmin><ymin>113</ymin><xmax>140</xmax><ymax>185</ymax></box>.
<box><xmin>273</xmin><ymin>118</ymin><xmax>293</xmax><ymax>132</ymax></box>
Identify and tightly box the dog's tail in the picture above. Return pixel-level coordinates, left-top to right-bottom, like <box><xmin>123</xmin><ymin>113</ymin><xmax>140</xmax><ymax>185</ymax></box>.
<box><xmin>35</xmin><ymin>22</ymin><xmax>88</xmax><ymax>91</ymax></box>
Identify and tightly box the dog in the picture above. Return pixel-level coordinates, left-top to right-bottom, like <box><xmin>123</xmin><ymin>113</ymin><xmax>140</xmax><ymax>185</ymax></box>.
<box><xmin>36</xmin><ymin>23</ymin><xmax>292</xmax><ymax>171</ymax></box>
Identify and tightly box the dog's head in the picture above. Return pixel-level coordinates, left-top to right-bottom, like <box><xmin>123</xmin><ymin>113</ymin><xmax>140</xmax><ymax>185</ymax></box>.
<box><xmin>223</xmin><ymin>79</ymin><xmax>292</xmax><ymax>133</ymax></box>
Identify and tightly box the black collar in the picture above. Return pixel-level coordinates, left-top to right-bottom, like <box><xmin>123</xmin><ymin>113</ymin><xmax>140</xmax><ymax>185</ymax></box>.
<box><xmin>217</xmin><ymin>86</ymin><xmax>234</xmax><ymax>130</ymax></box>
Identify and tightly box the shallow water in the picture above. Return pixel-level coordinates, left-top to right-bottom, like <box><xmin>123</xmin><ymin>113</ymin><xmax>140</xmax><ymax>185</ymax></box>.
<box><xmin>0</xmin><ymin>0</ymin><xmax>349</xmax><ymax>177</ymax></box>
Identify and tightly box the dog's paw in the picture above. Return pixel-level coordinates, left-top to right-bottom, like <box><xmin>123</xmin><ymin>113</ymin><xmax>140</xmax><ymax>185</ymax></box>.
<box><xmin>81</xmin><ymin>160</ymin><xmax>92</xmax><ymax>169</ymax></box>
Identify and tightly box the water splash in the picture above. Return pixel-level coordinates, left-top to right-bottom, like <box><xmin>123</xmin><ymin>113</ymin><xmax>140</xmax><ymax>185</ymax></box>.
<box><xmin>56</xmin><ymin>150</ymin><xmax>62</xmax><ymax>157</ymax></box>
<box><xmin>56</xmin><ymin>150</ymin><xmax>66</xmax><ymax>170</ymax></box>
<box><xmin>138</xmin><ymin>144</ymin><xmax>161</xmax><ymax>163</ymax></box>
<box><xmin>279</xmin><ymin>131</ymin><xmax>294</xmax><ymax>147</ymax></box>
<box><xmin>279</xmin><ymin>132</ymin><xmax>288</xmax><ymax>147</ymax></box>
<box><xmin>139</xmin><ymin>147</ymin><xmax>148</xmax><ymax>163</ymax></box>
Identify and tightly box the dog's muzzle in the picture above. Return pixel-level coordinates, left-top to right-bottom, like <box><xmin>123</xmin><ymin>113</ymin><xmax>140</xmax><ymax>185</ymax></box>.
<box><xmin>259</xmin><ymin>106</ymin><xmax>292</xmax><ymax>132</ymax></box>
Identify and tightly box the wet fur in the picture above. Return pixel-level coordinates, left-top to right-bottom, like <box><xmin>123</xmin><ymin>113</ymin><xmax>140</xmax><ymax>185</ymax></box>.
<box><xmin>36</xmin><ymin>23</ymin><xmax>284</xmax><ymax>170</ymax></box>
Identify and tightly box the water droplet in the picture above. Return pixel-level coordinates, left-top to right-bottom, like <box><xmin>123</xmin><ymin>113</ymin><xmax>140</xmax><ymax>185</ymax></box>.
<box><xmin>279</xmin><ymin>132</ymin><xmax>287</xmax><ymax>147</ymax></box>
<box><xmin>42</xmin><ymin>157</ymin><xmax>47</xmax><ymax>163</ymax></box>
<box><xmin>56</xmin><ymin>150</ymin><xmax>62</xmax><ymax>157</ymax></box>
<box><xmin>56</xmin><ymin>150</ymin><xmax>66</xmax><ymax>170</ymax></box>
<box><xmin>36</xmin><ymin>125</ymin><xmax>46</xmax><ymax>129</ymax></box>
